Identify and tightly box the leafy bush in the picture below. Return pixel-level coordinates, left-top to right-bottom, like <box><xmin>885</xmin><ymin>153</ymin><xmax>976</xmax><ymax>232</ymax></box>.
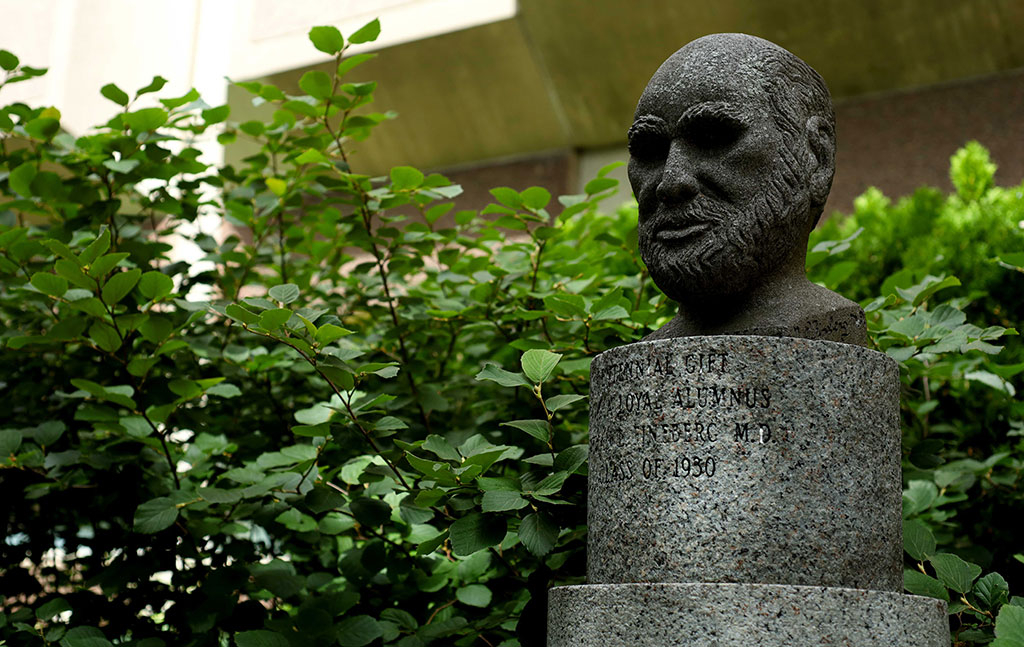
<box><xmin>808</xmin><ymin>146</ymin><xmax>1024</xmax><ymax>646</ymax></box>
<box><xmin>1</xmin><ymin>21</ymin><xmax>1022</xmax><ymax>647</ymax></box>
<box><xmin>0</xmin><ymin>22</ymin><xmax>667</xmax><ymax>647</ymax></box>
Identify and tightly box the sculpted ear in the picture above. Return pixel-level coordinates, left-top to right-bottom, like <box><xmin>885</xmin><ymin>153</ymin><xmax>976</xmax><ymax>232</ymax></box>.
<box><xmin>805</xmin><ymin>115</ymin><xmax>835</xmax><ymax>207</ymax></box>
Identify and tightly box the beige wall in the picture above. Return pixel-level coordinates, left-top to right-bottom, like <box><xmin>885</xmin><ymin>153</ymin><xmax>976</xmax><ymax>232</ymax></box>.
<box><xmin>0</xmin><ymin>0</ymin><xmax>512</xmax><ymax>136</ymax></box>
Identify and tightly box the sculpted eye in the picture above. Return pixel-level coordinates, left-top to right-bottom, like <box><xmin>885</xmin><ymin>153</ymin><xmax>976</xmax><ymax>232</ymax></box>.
<box><xmin>628</xmin><ymin>117</ymin><xmax>669</xmax><ymax>162</ymax></box>
<box><xmin>681</xmin><ymin>114</ymin><xmax>747</xmax><ymax>150</ymax></box>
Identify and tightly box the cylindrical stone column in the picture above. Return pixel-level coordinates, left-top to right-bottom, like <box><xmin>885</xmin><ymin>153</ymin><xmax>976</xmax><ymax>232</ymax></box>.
<box><xmin>586</xmin><ymin>336</ymin><xmax>902</xmax><ymax>591</ymax></box>
<box><xmin>548</xmin><ymin>583</ymin><xmax>949</xmax><ymax>647</ymax></box>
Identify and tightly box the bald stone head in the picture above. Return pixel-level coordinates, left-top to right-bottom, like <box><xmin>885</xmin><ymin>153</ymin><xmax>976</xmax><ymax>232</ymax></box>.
<box><xmin>629</xmin><ymin>34</ymin><xmax>865</xmax><ymax>345</ymax></box>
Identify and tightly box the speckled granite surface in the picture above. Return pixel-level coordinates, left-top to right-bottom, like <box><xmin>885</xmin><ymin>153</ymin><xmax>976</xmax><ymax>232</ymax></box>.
<box><xmin>587</xmin><ymin>336</ymin><xmax>902</xmax><ymax>591</ymax></box>
<box><xmin>547</xmin><ymin>583</ymin><xmax>948</xmax><ymax>647</ymax></box>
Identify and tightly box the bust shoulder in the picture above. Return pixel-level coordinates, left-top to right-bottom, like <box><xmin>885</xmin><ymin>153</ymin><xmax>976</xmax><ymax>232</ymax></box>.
<box><xmin>644</xmin><ymin>280</ymin><xmax>868</xmax><ymax>346</ymax></box>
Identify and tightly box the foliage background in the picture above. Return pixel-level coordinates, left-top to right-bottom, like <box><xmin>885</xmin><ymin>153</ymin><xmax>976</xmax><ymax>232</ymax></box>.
<box><xmin>1</xmin><ymin>22</ymin><xmax>1023</xmax><ymax>647</ymax></box>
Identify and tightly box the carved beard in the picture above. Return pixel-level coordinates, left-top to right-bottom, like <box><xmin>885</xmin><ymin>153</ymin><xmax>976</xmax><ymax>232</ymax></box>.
<box><xmin>638</xmin><ymin>162</ymin><xmax>808</xmax><ymax>302</ymax></box>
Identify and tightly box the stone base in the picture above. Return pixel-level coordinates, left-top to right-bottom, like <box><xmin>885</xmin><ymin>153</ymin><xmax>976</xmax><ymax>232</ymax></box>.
<box><xmin>587</xmin><ymin>337</ymin><xmax>903</xmax><ymax>590</ymax></box>
<box><xmin>548</xmin><ymin>583</ymin><xmax>948</xmax><ymax>646</ymax></box>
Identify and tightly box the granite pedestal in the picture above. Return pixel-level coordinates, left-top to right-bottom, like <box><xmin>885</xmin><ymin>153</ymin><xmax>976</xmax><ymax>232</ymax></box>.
<box><xmin>547</xmin><ymin>337</ymin><xmax>948</xmax><ymax>646</ymax></box>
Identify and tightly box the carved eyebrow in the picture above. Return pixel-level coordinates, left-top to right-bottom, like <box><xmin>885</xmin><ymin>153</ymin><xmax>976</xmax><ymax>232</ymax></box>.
<box><xmin>676</xmin><ymin>102</ymin><xmax>748</xmax><ymax>129</ymax></box>
<box><xmin>628</xmin><ymin>114</ymin><xmax>668</xmax><ymax>138</ymax></box>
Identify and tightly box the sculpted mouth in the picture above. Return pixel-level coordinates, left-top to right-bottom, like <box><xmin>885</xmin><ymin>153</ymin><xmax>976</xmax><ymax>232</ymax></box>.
<box><xmin>654</xmin><ymin>223</ymin><xmax>709</xmax><ymax>244</ymax></box>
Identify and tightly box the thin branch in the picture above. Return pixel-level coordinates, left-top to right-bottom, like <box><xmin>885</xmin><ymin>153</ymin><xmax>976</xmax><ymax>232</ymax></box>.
<box><xmin>239</xmin><ymin>323</ymin><xmax>413</xmax><ymax>490</ymax></box>
<box><xmin>426</xmin><ymin>599</ymin><xmax>456</xmax><ymax>625</ymax></box>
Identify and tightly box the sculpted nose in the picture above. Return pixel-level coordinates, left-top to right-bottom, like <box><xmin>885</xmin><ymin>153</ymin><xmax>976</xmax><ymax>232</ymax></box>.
<box><xmin>656</xmin><ymin>144</ymin><xmax>700</xmax><ymax>204</ymax></box>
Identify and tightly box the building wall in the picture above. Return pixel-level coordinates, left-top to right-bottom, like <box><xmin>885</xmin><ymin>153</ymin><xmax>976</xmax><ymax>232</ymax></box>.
<box><xmin>3</xmin><ymin>1</ymin><xmax>1023</xmax><ymax>219</ymax></box>
<box><xmin>830</xmin><ymin>68</ymin><xmax>1024</xmax><ymax>212</ymax></box>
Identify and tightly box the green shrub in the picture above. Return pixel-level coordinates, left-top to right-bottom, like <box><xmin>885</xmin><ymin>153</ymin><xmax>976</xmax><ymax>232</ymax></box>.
<box><xmin>809</xmin><ymin>145</ymin><xmax>1024</xmax><ymax>645</ymax></box>
<box><xmin>1</xmin><ymin>22</ymin><xmax>1022</xmax><ymax>647</ymax></box>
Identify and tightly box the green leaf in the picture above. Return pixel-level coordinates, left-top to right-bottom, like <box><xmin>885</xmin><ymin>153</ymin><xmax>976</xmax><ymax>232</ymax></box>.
<box><xmin>101</xmin><ymin>269</ymin><xmax>141</xmax><ymax>304</ymax></box>
<box><xmin>80</xmin><ymin>227</ymin><xmax>111</xmax><ymax>264</ymax></box>
<box><xmin>336</xmin><ymin>615</ymin><xmax>382</xmax><ymax>647</ymax></box>
<box><xmin>391</xmin><ymin>166</ymin><xmax>424</xmax><ymax>191</ymax></box>
<box><xmin>315</xmin><ymin>323</ymin><xmax>353</xmax><ymax>345</ymax></box>
<box><xmin>554</xmin><ymin>445</ymin><xmax>588</xmax><ymax>474</ymax></box>
<box><xmin>422</xmin><ymin>434</ymin><xmax>460</xmax><ymax>461</ymax></box>
<box><xmin>105</xmin><ymin>159</ymin><xmax>138</xmax><ymax>176</ymax></box>
<box><xmin>266</xmin><ymin>177</ymin><xmax>287</xmax><ymax>196</ymax></box>
<box><xmin>197</xmin><ymin>487</ymin><xmax>242</xmax><ymax>504</ymax></box>
<box><xmin>490</xmin><ymin>187</ymin><xmax>522</xmax><ymax>209</ymax></box>
<box><xmin>292</xmin><ymin>422</ymin><xmax>329</xmax><ymax>437</ymax></box>
<box><xmin>282</xmin><ymin>100</ymin><xmax>317</xmax><ymax>118</ymax></box>
<box><xmin>136</xmin><ymin>75</ymin><xmax>168</xmax><ymax>96</ymax></box>
<box><xmin>975</xmin><ymin>572</ymin><xmax>1010</xmax><ymax>610</ymax></box>
<box><xmin>268</xmin><ymin>283</ymin><xmax>299</xmax><ymax>304</ymax></box>
<box><xmin>275</xmin><ymin>508</ymin><xmax>317</xmax><ymax>532</ymax></box>
<box><xmin>124</xmin><ymin>107</ymin><xmax>168</xmax><ymax>132</ymax></box>
<box><xmin>100</xmin><ymin>83</ymin><xmax>129</xmax><ymax>106</ymax></box>
<box><xmin>309</xmin><ymin>25</ymin><xmax>345</xmax><ymax>54</ymax></box>
<box><xmin>530</xmin><ymin>471</ymin><xmax>569</xmax><ymax>496</ymax></box>
<box><xmin>993</xmin><ymin>603</ymin><xmax>1024</xmax><ymax>647</ymax></box>
<box><xmin>258</xmin><ymin>308</ymin><xmax>293</xmax><ymax>330</ymax></box>
<box><xmin>584</xmin><ymin>177</ymin><xmax>618</xmax><ymax>194</ymax></box>
<box><xmin>159</xmin><ymin>87</ymin><xmax>198</xmax><ymax>108</ymax></box>
<box><xmin>966</xmin><ymin>370</ymin><xmax>1016</xmax><ymax>396</ymax></box>
<box><xmin>903</xmin><ymin>569</ymin><xmax>949</xmax><ymax>601</ymax></box>
<box><xmin>449</xmin><ymin>513</ymin><xmax>507</xmax><ymax>556</ymax></box>
<box><xmin>520</xmin><ymin>186</ymin><xmax>551</xmax><ymax>210</ymax></box>
<box><xmin>30</xmin><ymin>271</ymin><xmax>66</xmax><ymax>297</ymax></box>
<box><xmin>138</xmin><ymin>271</ymin><xmax>173</xmax><ymax>299</ymax></box>
<box><xmin>235</xmin><ymin>630</ymin><xmax>289</xmax><ymax>647</ymax></box>
<box><xmin>406</xmin><ymin>453</ymin><xmax>457</xmax><ymax>485</ymax></box>
<box><xmin>543</xmin><ymin>293</ymin><xmax>587</xmax><ymax>318</ymax></box>
<box><xmin>0</xmin><ymin>428</ymin><xmax>22</xmax><ymax>456</ymax></box>
<box><xmin>521</xmin><ymin>349</ymin><xmax>561</xmax><ymax>383</ymax></box>
<box><xmin>348</xmin><ymin>18</ymin><xmax>381</xmax><ymax>44</ymax></box>
<box><xmin>89</xmin><ymin>321</ymin><xmax>122</xmax><ymax>352</ymax></box>
<box><xmin>519</xmin><ymin>512</ymin><xmax>558</xmax><ymax>556</ymax></box>
<box><xmin>305</xmin><ymin>485</ymin><xmax>345</xmax><ymax>513</ymax></box>
<box><xmin>456</xmin><ymin>584</ymin><xmax>492</xmax><ymax>608</ymax></box>
<box><xmin>337</xmin><ymin>53</ymin><xmax>376</xmax><ymax>77</ymax></box>
<box><xmin>481</xmin><ymin>490</ymin><xmax>527</xmax><ymax>512</ymax></box>
<box><xmin>225</xmin><ymin>303</ymin><xmax>258</xmax><ymax>324</ymax></box>
<box><xmin>61</xmin><ymin>626</ymin><xmax>113</xmax><ymax>647</ymax></box>
<box><xmin>929</xmin><ymin>553</ymin><xmax>982</xmax><ymax>594</ymax></box>
<box><xmin>299</xmin><ymin>70</ymin><xmax>332</xmax><ymax>100</ymax></box>
<box><xmin>87</xmin><ymin>252</ymin><xmax>128</xmax><ymax>279</ymax></box>
<box><xmin>295</xmin><ymin>148</ymin><xmax>330</xmax><ymax>165</ymax></box>
<box><xmin>501</xmin><ymin>419</ymin><xmax>549</xmax><ymax>443</ymax></box>
<box><xmin>133</xmin><ymin>497</ymin><xmax>179</xmax><ymax>533</ymax></box>
<box><xmin>545</xmin><ymin>393</ymin><xmax>585</xmax><ymax>412</ymax></box>
<box><xmin>902</xmin><ymin>480</ymin><xmax>937</xmax><ymax>516</ymax></box>
<box><xmin>903</xmin><ymin>519</ymin><xmax>936</xmax><ymax>561</ymax></box>
<box><xmin>475</xmin><ymin>363</ymin><xmax>531</xmax><ymax>388</ymax></box>
<box><xmin>350</xmin><ymin>497</ymin><xmax>391</xmax><ymax>527</ymax></box>
<box><xmin>25</xmin><ymin>116</ymin><xmax>59</xmax><ymax>139</ymax></box>
<box><xmin>35</xmin><ymin>597</ymin><xmax>71</xmax><ymax>620</ymax></box>
<box><xmin>0</xmin><ymin>49</ymin><xmax>19</xmax><ymax>70</ymax></box>
<box><xmin>34</xmin><ymin>421</ymin><xmax>65</xmax><ymax>446</ymax></box>
<box><xmin>9</xmin><ymin>161</ymin><xmax>37</xmax><ymax>197</ymax></box>
<box><xmin>202</xmin><ymin>105</ymin><xmax>230</xmax><ymax>124</ymax></box>
<box><xmin>375</xmin><ymin>416</ymin><xmax>407</xmax><ymax>431</ymax></box>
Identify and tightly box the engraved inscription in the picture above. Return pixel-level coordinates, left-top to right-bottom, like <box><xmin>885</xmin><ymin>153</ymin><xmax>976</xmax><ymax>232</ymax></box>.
<box><xmin>672</xmin><ymin>385</ymin><xmax>771</xmax><ymax>409</ymax></box>
<box><xmin>610</xmin><ymin>384</ymin><xmax>771</xmax><ymax>416</ymax></box>
<box><xmin>641</xmin><ymin>455</ymin><xmax>716</xmax><ymax>479</ymax></box>
<box><xmin>640</xmin><ymin>421</ymin><xmax>718</xmax><ymax>446</ymax></box>
<box><xmin>593</xmin><ymin>352</ymin><xmax>795</xmax><ymax>484</ymax></box>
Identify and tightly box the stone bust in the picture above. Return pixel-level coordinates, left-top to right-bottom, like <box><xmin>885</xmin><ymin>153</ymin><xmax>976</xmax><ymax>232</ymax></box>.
<box><xmin>628</xmin><ymin>33</ymin><xmax>867</xmax><ymax>346</ymax></box>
